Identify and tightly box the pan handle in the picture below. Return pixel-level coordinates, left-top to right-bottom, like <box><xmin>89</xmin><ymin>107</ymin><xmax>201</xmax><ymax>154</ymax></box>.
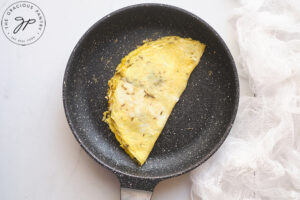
<box><xmin>117</xmin><ymin>174</ymin><xmax>160</xmax><ymax>200</ymax></box>
<box><xmin>121</xmin><ymin>188</ymin><xmax>152</xmax><ymax>200</ymax></box>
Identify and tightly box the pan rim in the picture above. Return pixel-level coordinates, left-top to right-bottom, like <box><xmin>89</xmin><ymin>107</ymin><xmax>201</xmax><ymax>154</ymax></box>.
<box><xmin>63</xmin><ymin>3</ymin><xmax>240</xmax><ymax>180</ymax></box>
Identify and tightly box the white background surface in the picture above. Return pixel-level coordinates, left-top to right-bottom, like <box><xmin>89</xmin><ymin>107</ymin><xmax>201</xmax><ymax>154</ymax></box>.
<box><xmin>0</xmin><ymin>0</ymin><xmax>246</xmax><ymax>199</ymax></box>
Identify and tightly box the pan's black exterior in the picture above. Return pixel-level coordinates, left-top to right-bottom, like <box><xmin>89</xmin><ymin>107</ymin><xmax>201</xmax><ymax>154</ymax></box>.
<box><xmin>63</xmin><ymin>4</ymin><xmax>239</xmax><ymax>191</ymax></box>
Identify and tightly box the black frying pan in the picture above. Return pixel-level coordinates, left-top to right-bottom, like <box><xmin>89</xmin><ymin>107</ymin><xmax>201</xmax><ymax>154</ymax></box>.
<box><xmin>63</xmin><ymin>4</ymin><xmax>239</xmax><ymax>199</ymax></box>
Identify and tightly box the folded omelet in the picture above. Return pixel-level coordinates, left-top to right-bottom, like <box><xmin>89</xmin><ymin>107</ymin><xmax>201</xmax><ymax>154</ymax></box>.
<box><xmin>103</xmin><ymin>36</ymin><xmax>205</xmax><ymax>165</ymax></box>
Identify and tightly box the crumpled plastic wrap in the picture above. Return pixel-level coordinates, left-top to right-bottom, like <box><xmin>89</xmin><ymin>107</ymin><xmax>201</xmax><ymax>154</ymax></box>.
<box><xmin>191</xmin><ymin>0</ymin><xmax>300</xmax><ymax>199</ymax></box>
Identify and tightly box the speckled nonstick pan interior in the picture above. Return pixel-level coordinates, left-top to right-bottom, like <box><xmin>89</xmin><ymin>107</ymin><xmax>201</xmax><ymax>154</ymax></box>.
<box><xmin>63</xmin><ymin>3</ymin><xmax>239</xmax><ymax>199</ymax></box>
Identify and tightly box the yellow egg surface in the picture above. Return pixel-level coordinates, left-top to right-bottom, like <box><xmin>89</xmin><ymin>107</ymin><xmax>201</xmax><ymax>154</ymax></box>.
<box><xmin>103</xmin><ymin>36</ymin><xmax>205</xmax><ymax>165</ymax></box>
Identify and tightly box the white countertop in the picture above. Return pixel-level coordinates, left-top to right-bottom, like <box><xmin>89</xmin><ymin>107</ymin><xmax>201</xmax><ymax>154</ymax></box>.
<box><xmin>0</xmin><ymin>0</ymin><xmax>245</xmax><ymax>199</ymax></box>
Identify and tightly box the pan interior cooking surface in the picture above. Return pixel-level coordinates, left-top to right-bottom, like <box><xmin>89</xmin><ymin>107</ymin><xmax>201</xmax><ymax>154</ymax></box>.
<box><xmin>63</xmin><ymin>4</ymin><xmax>238</xmax><ymax>179</ymax></box>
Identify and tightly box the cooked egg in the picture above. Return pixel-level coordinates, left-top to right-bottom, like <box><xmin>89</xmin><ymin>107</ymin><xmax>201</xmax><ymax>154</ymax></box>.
<box><xmin>103</xmin><ymin>36</ymin><xmax>205</xmax><ymax>165</ymax></box>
